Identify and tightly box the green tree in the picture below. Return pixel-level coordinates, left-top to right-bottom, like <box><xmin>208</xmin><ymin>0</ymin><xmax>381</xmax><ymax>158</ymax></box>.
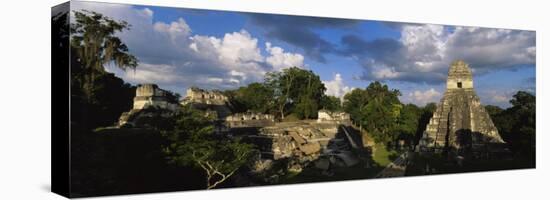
<box><xmin>395</xmin><ymin>104</ymin><xmax>421</xmax><ymax>145</ymax></box>
<box><xmin>489</xmin><ymin>91</ymin><xmax>535</xmax><ymax>157</ymax></box>
<box><xmin>67</xmin><ymin>10</ymin><xmax>138</xmax><ymax>128</ymax></box>
<box><xmin>364</xmin><ymin>82</ymin><xmax>402</xmax><ymax>144</ymax></box>
<box><xmin>226</xmin><ymin>82</ymin><xmax>274</xmax><ymax>113</ymax></box>
<box><xmin>485</xmin><ymin>105</ymin><xmax>504</xmax><ymax>116</ymax></box>
<box><xmin>265</xmin><ymin>67</ymin><xmax>326</xmax><ymax>119</ymax></box>
<box><xmin>265</xmin><ymin>69</ymin><xmax>292</xmax><ymax>119</ymax></box>
<box><xmin>343</xmin><ymin>82</ymin><xmax>402</xmax><ymax>144</ymax></box>
<box><xmin>343</xmin><ymin>88</ymin><xmax>370</xmax><ymax>129</ymax></box>
<box><xmin>510</xmin><ymin>92</ymin><xmax>536</xmax><ymax>146</ymax></box>
<box><xmin>164</xmin><ymin>106</ymin><xmax>256</xmax><ymax>189</ymax></box>
<box><xmin>320</xmin><ymin>95</ymin><xmax>342</xmax><ymax>112</ymax></box>
<box><xmin>71</xmin><ymin>10</ymin><xmax>138</xmax><ymax>101</ymax></box>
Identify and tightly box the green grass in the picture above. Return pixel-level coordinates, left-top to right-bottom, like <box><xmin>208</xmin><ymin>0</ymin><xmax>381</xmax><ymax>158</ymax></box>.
<box><xmin>372</xmin><ymin>143</ymin><xmax>398</xmax><ymax>167</ymax></box>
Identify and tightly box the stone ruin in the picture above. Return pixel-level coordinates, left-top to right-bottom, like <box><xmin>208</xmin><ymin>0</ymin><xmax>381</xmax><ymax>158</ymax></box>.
<box><xmin>181</xmin><ymin>87</ymin><xmax>232</xmax><ymax>120</ymax></box>
<box><xmin>181</xmin><ymin>87</ymin><xmax>228</xmax><ymax>106</ymax></box>
<box><xmin>115</xmin><ymin>84</ymin><xmax>360</xmax><ymax>178</ymax></box>
<box><xmin>132</xmin><ymin>84</ymin><xmax>179</xmax><ymax>111</ymax></box>
<box><xmin>248</xmin><ymin>121</ymin><xmax>359</xmax><ymax>174</ymax></box>
<box><xmin>225</xmin><ymin>112</ymin><xmax>275</xmax><ymax>128</ymax></box>
<box><xmin>118</xmin><ymin>84</ymin><xmax>179</xmax><ymax>126</ymax></box>
<box><xmin>317</xmin><ymin>110</ymin><xmax>351</xmax><ymax>124</ymax></box>
<box><xmin>260</xmin><ymin>123</ymin><xmax>336</xmax><ymax>160</ymax></box>
<box><xmin>419</xmin><ymin>60</ymin><xmax>505</xmax><ymax>155</ymax></box>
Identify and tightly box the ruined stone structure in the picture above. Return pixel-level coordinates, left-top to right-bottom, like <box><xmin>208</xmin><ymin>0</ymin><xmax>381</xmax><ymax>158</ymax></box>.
<box><xmin>259</xmin><ymin>123</ymin><xmax>338</xmax><ymax>160</ymax></box>
<box><xmin>181</xmin><ymin>87</ymin><xmax>228</xmax><ymax>106</ymax></box>
<box><xmin>116</xmin><ymin>84</ymin><xmax>361</xmax><ymax>175</ymax></box>
<box><xmin>118</xmin><ymin>84</ymin><xmax>179</xmax><ymax>126</ymax></box>
<box><xmin>132</xmin><ymin>84</ymin><xmax>179</xmax><ymax>110</ymax></box>
<box><xmin>317</xmin><ymin>110</ymin><xmax>351</xmax><ymax>124</ymax></box>
<box><xmin>226</xmin><ymin>112</ymin><xmax>275</xmax><ymax>121</ymax></box>
<box><xmin>419</xmin><ymin>60</ymin><xmax>504</xmax><ymax>153</ymax></box>
<box><xmin>225</xmin><ymin>112</ymin><xmax>275</xmax><ymax>128</ymax></box>
<box><xmin>181</xmin><ymin>87</ymin><xmax>232</xmax><ymax>119</ymax></box>
<box><xmin>248</xmin><ymin>121</ymin><xmax>359</xmax><ymax>173</ymax></box>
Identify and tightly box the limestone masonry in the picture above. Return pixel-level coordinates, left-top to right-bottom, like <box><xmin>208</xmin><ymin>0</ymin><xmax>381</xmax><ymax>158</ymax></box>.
<box><xmin>133</xmin><ymin>84</ymin><xmax>179</xmax><ymax>111</ymax></box>
<box><xmin>317</xmin><ymin>110</ymin><xmax>351</xmax><ymax>124</ymax></box>
<box><xmin>181</xmin><ymin>87</ymin><xmax>228</xmax><ymax>106</ymax></box>
<box><xmin>118</xmin><ymin>84</ymin><xmax>179</xmax><ymax>126</ymax></box>
<box><xmin>181</xmin><ymin>87</ymin><xmax>233</xmax><ymax>119</ymax></box>
<box><xmin>419</xmin><ymin>60</ymin><xmax>504</xmax><ymax>153</ymax></box>
<box><xmin>225</xmin><ymin>112</ymin><xmax>275</xmax><ymax>128</ymax></box>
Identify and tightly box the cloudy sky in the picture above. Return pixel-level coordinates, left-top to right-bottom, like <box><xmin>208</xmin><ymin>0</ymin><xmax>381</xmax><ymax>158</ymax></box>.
<box><xmin>72</xmin><ymin>1</ymin><xmax>535</xmax><ymax>108</ymax></box>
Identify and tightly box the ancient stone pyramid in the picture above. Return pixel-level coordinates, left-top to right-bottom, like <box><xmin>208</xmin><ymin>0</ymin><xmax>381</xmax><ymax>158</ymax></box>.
<box><xmin>419</xmin><ymin>60</ymin><xmax>504</xmax><ymax>152</ymax></box>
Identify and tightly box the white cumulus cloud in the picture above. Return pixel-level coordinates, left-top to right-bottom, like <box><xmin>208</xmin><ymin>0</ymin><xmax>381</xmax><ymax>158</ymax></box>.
<box><xmin>189</xmin><ymin>30</ymin><xmax>266</xmax><ymax>83</ymax></box>
<box><xmin>71</xmin><ymin>1</ymin><xmax>306</xmax><ymax>95</ymax></box>
<box><xmin>407</xmin><ymin>88</ymin><xmax>442</xmax><ymax>106</ymax></box>
<box><xmin>153</xmin><ymin>18</ymin><xmax>192</xmax><ymax>43</ymax></box>
<box><xmin>323</xmin><ymin>73</ymin><xmax>352</xmax><ymax>98</ymax></box>
<box><xmin>265</xmin><ymin>42</ymin><xmax>305</xmax><ymax>71</ymax></box>
<box><xmin>355</xmin><ymin>23</ymin><xmax>535</xmax><ymax>84</ymax></box>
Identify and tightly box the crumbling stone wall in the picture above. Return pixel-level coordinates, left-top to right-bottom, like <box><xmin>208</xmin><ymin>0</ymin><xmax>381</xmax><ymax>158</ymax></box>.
<box><xmin>132</xmin><ymin>84</ymin><xmax>179</xmax><ymax>111</ymax></box>
<box><xmin>245</xmin><ymin>121</ymin><xmax>360</xmax><ymax>177</ymax></box>
<box><xmin>180</xmin><ymin>87</ymin><xmax>233</xmax><ymax>120</ymax></box>
<box><xmin>251</xmin><ymin>121</ymin><xmax>359</xmax><ymax>172</ymax></box>
<box><xmin>181</xmin><ymin>87</ymin><xmax>228</xmax><ymax>106</ymax></box>
<box><xmin>118</xmin><ymin>84</ymin><xmax>179</xmax><ymax>126</ymax></box>
<box><xmin>317</xmin><ymin>110</ymin><xmax>351</xmax><ymax>124</ymax></box>
<box><xmin>225</xmin><ymin>112</ymin><xmax>275</xmax><ymax>128</ymax></box>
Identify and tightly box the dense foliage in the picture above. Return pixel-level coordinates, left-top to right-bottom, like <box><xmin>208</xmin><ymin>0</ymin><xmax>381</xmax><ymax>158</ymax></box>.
<box><xmin>163</xmin><ymin>106</ymin><xmax>256</xmax><ymax>189</ymax></box>
<box><xmin>265</xmin><ymin>67</ymin><xmax>326</xmax><ymax>119</ymax></box>
<box><xmin>487</xmin><ymin>91</ymin><xmax>536</xmax><ymax>159</ymax></box>
<box><xmin>395</xmin><ymin>104</ymin><xmax>422</xmax><ymax>145</ymax></box>
<box><xmin>225</xmin><ymin>82</ymin><xmax>275</xmax><ymax>113</ymax></box>
<box><xmin>320</xmin><ymin>95</ymin><xmax>343</xmax><ymax>112</ymax></box>
<box><xmin>344</xmin><ymin>82</ymin><xmax>401</xmax><ymax>144</ymax></box>
<box><xmin>70</xmin><ymin>10</ymin><xmax>137</xmax><ymax>128</ymax></box>
<box><xmin>341</xmin><ymin>82</ymin><xmax>440</xmax><ymax>147</ymax></box>
<box><xmin>226</xmin><ymin>68</ymin><xmax>345</xmax><ymax>120</ymax></box>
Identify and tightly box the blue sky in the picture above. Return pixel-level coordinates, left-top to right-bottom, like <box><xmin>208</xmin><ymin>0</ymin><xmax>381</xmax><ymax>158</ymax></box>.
<box><xmin>73</xmin><ymin>1</ymin><xmax>536</xmax><ymax>108</ymax></box>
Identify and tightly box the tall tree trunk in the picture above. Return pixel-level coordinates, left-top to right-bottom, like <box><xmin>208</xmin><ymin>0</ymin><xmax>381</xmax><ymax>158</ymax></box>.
<box><xmin>279</xmin><ymin>74</ymin><xmax>294</xmax><ymax>120</ymax></box>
